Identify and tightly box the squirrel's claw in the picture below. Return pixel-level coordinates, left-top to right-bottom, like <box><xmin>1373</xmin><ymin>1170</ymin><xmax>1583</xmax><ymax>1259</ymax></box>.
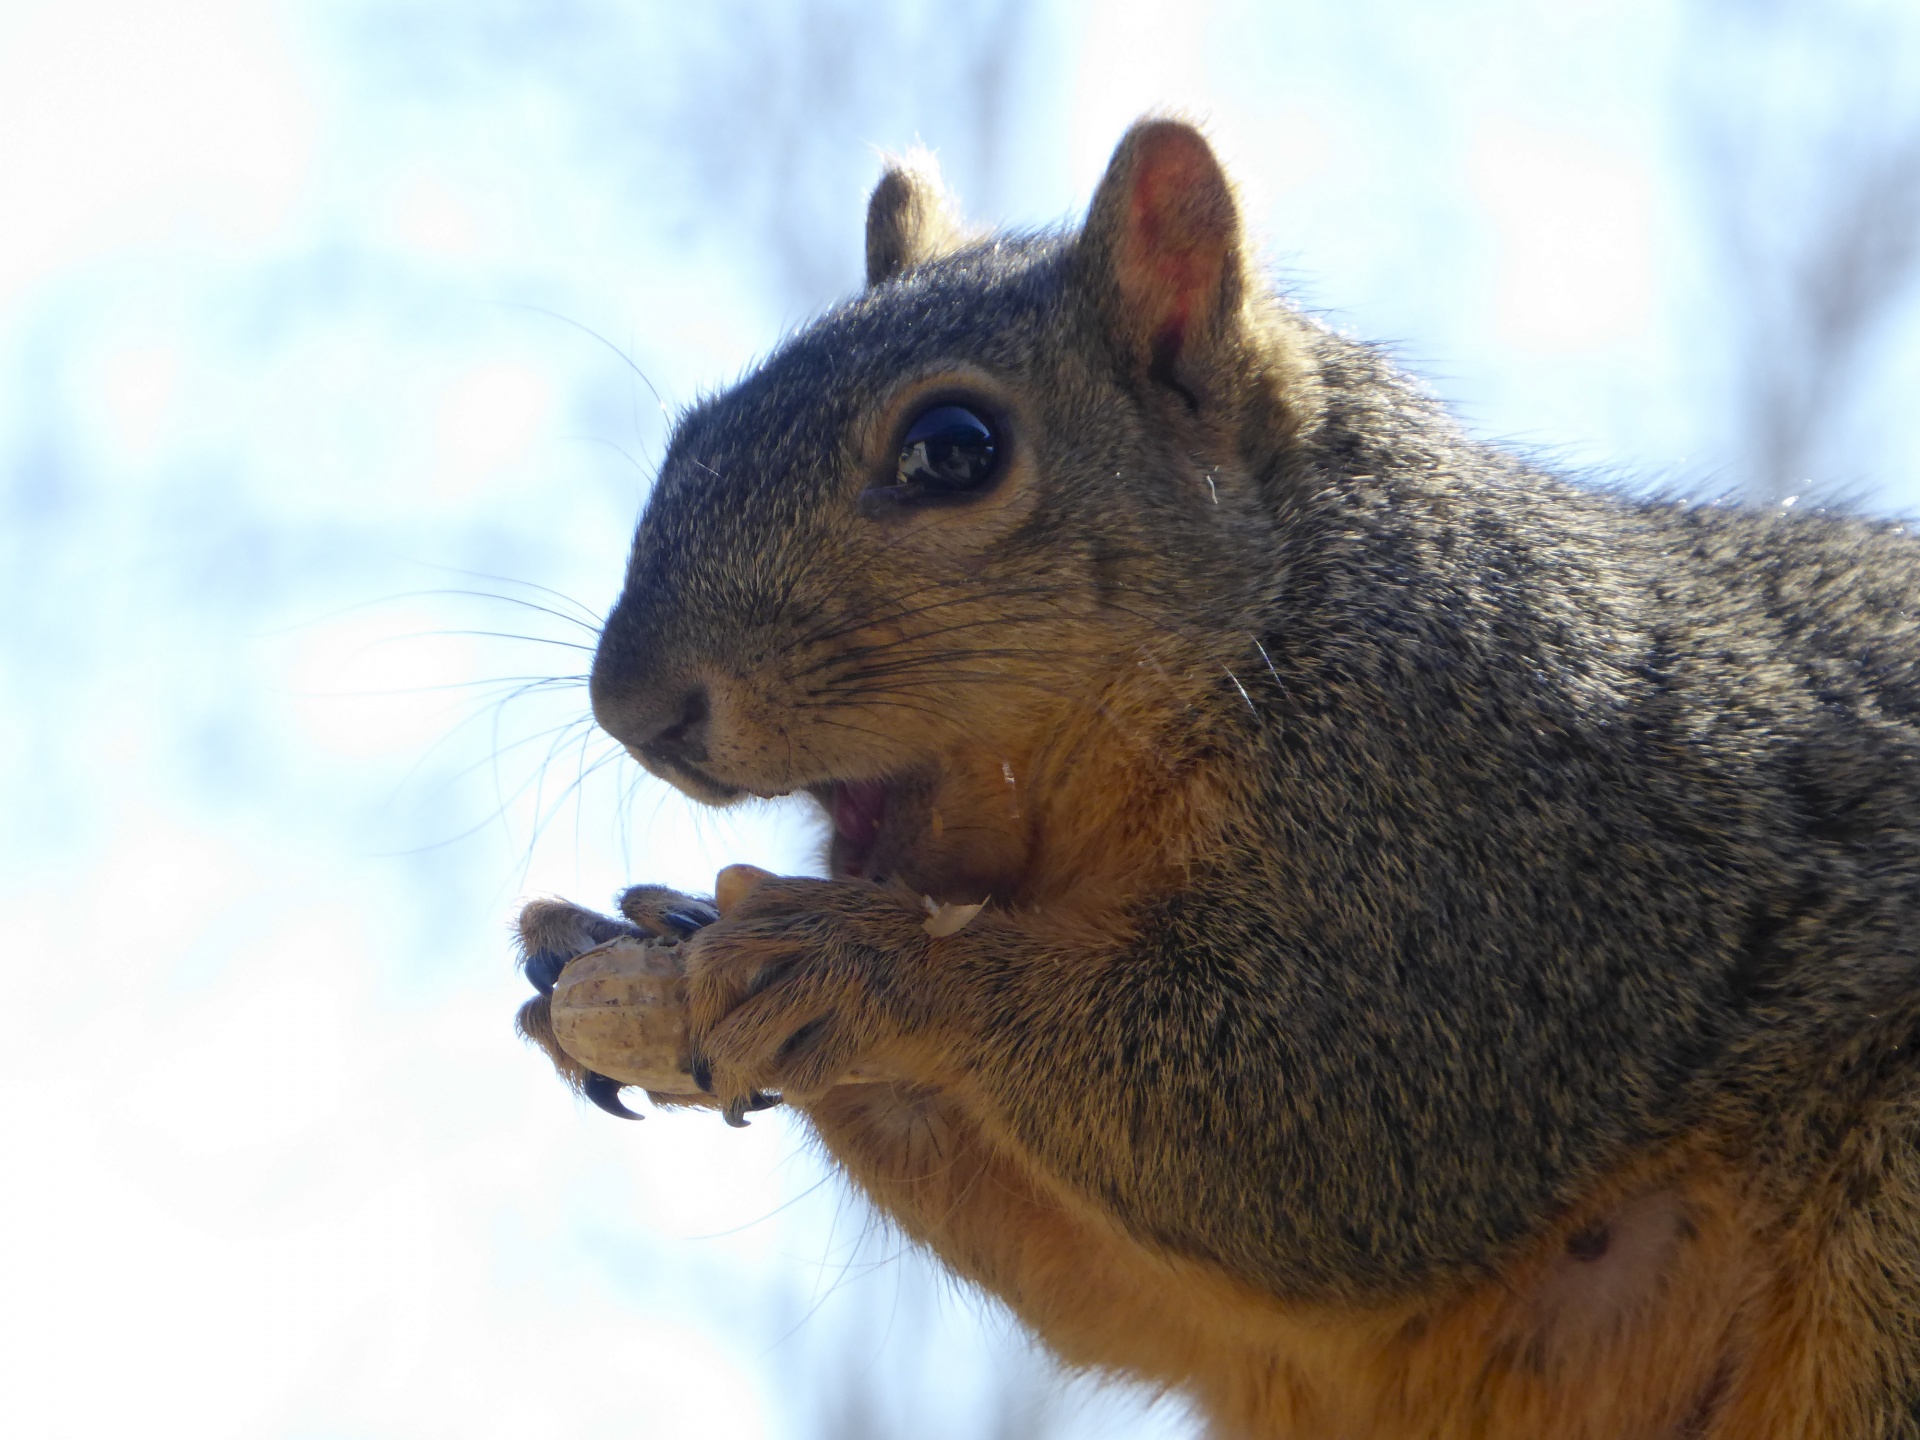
<box><xmin>523</xmin><ymin>947</ymin><xmax>569</xmax><ymax>997</ymax></box>
<box><xmin>583</xmin><ymin>1071</ymin><xmax>645</xmax><ymax>1120</ymax></box>
<box><xmin>619</xmin><ymin>885</ymin><xmax>722</xmax><ymax>939</ymax></box>
<box><xmin>720</xmin><ymin>1090</ymin><xmax>780</xmax><ymax>1128</ymax></box>
<box><xmin>661</xmin><ymin>901</ymin><xmax>721</xmax><ymax>936</ymax></box>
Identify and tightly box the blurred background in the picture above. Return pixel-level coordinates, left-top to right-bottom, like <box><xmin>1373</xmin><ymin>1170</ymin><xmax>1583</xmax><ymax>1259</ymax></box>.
<box><xmin>4</xmin><ymin>1</ymin><xmax>1919</xmax><ymax>1436</ymax></box>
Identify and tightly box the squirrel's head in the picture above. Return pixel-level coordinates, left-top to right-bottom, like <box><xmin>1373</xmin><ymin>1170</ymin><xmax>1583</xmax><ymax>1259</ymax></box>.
<box><xmin>592</xmin><ymin>119</ymin><xmax>1318</xmax><ymax>904</ymax></box>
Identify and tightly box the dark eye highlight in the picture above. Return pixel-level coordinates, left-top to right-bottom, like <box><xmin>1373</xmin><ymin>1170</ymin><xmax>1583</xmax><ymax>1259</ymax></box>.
<box><xmin>894</xmin><ymin>404</ymin><xmax>1000</xmax><ymax>496</ymax></box>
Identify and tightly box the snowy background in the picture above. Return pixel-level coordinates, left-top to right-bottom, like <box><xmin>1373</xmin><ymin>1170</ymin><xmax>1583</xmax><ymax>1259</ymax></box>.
<box><xmin>4</xmin><ymin>2</ymin><xmax>1919</xmax><ymax>1437</ymax></box>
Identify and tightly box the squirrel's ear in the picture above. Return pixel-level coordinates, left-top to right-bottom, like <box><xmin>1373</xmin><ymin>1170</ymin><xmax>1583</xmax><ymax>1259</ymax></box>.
<box><xmin>866</xmin><ymin>150</ymin><xmax>969</xmax><ymax>287</ymax></box>
<box><xmin>1075</xmin><ymin>119</ymin><xmax>1247</xmax><ymax>404</ymax></box>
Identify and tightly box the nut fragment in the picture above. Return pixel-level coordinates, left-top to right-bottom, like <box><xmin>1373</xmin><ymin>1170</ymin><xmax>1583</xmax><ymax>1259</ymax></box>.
<box><xmin>923</xmin><ymin>896</ymin><xmax>988</xmax><ymax>938</ymax></box>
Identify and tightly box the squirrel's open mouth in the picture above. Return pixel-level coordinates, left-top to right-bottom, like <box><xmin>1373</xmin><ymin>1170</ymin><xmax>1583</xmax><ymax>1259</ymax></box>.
<box><xmin>821</xmin><ymin>778</ymin><xmax>892</xmax><ymax>880</ymax></box>
<box><xmin>811</xmin><ymin>767</ymin><xmax>1022</xmax><ymax>902</ymax></box>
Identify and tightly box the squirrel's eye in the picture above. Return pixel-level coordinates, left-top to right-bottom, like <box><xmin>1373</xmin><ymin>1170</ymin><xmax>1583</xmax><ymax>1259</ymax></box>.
<box><xmin>895</xmin><ymin>404</ymin><xmax>999</xmax><ymax>495</ymax></box>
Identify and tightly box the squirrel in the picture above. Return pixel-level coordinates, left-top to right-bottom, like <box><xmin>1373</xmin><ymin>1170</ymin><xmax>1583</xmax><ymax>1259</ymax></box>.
<box><xmin>514</xmin><ymin>118</ymin><xmax>1920</xmax><ymax>1438</ymax></box>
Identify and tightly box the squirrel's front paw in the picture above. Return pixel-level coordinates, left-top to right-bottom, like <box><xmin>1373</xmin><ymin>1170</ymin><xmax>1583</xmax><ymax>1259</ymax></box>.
<box><xmin>517</xmin><ymin>897</ymin><xmax>645</xmax><ymax>997</ymax></box>
<box><xmin>517</xmin><ymin>888</ymin><xmax>721</xmax><ymax>993</ymax></box>
<box><xmin>684</xmin><ymin>874</ymin><xmax>931</xmax><ymax>1123</ymax></box>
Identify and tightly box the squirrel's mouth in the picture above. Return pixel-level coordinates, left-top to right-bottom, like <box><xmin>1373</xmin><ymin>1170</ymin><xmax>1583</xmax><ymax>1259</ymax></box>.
<box><xmin>814</xmin><ymin>769</ymin><xmax>1025</xmax><ymax>905</ymax></box>
<box><xmin>820</xmin><ymin>778</ymin><xmax>893</xmax><ymax>880</ymax></box>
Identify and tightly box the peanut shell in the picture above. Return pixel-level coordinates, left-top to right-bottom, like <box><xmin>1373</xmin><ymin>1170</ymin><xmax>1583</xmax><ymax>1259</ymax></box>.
<box><xmin>548</xmin><ymin>936</ymin><xmax>698</xmax><ymax>1092</ymax></box>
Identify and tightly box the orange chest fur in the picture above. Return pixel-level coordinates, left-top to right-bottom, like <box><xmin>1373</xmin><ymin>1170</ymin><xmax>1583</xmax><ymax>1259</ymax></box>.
<box><xmin>817</xmin><ymin>1085</ymin><xmax>1860</xmax><ymax>1440</ymax></box>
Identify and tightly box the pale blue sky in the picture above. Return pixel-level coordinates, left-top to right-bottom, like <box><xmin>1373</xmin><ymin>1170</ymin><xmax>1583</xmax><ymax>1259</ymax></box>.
<box><xmin>2</xmin><ymin>2</ymin><xmax>1917</xmax><ymax>1437</ymax></box>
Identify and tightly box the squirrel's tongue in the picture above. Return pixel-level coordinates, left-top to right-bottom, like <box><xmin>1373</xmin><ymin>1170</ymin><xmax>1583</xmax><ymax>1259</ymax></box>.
<box><xmin>831</xmin><ymin>780</ymin><xmax>889</xmax><ymax>850</ymax></box>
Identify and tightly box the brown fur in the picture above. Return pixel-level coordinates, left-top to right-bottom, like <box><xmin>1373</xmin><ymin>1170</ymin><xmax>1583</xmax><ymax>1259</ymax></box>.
<box><xmin>525</xmin><ymin>117</ymin><xmax>1920</xmax><ymax>1436</ymax></box>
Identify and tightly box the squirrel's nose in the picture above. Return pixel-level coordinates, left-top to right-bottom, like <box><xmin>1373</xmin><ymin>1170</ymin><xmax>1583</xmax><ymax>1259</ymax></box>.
<box><xmin>595</xmin><ymin>681</ymin><xmax>712</xmax><ymax>767</ymax></box>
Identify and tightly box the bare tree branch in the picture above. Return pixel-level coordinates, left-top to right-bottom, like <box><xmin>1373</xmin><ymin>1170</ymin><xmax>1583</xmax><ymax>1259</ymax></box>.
<box><xmin>1689</xmin><ymin>0</ymin><xmax>1920</xmax><ymax>502</ymax></box>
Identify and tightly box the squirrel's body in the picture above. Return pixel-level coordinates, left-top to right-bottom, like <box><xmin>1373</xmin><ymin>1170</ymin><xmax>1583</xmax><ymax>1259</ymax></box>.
<box><xmin>525</xmin><ymin>121</ymin><xmax>1920</xmax><ymax>1436</ymax></box>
